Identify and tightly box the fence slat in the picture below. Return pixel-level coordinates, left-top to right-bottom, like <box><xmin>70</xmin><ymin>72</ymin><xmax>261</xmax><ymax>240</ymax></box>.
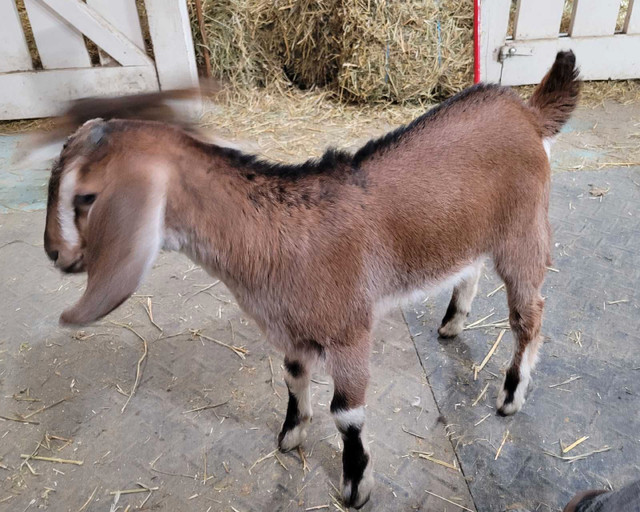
<box><xmin>570</xmin><ymin>0</ymin><xmax>620</xmax><ymax>37</ymax></box>
<box><xmin>479</xmin><ymin>0</ymin><xmax>511</xmax><ymax>83</ymax></box>
<box><xmin>514</xmin><ymin>0</ymin><xmax>565</xmax><ymax>40</ymax></box>
<box><xmin>86</xmin><ymin>0</ymin><xmax>145</xmax><ymax>65</ymax></box>
<box><xmin>40</xmin><ymin>0</ymin><xmax>151</xmax><ymax>66</ymax></box>
<box><xmin>0</xmin><ymin>66</ymin><xmax>158</xmax><ymax>120</ymax></box>
<box><xmin>144</xmin><ymin>0</ymin><xmax>198</xmax><ymax>90</ymax></box>
<box><xmin>24</xmin><ymin>0</ymin><xmax>91</xmax><ymax>69</ymax></box>
<box><xmin>625</xmin><ymin>0</ymin><xmax>640</xmax><ymax>34</ymax></box>
<box><xmin>0</xmin><ymin>1</ymin><xmax>33</xmax><ymax>72</ymax></box>
<box><xmin>500</xmin><ymin>36</ymin><xmax>640</xmax><ymax>85</ymax></box>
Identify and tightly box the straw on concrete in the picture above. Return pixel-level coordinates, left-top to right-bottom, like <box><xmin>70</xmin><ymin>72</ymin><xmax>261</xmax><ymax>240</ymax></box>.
<box><xmin>473</xmin><ymin>329</ymin><xmax>506</xmax><ymax>380</ymax></box>
<box><xmin>562</xmin><ymin>435</ymin><xmax>589</xmax><ymax>454</ymax></box>
<box><xmin>20</xmin><ymin>454</ymin><xmax>83</xmax><ymax>465</ymax></box>
<box><xmin>111</xmin><ymin>322</ymin><xmax>149</xmax><ymax>413</ymax></box>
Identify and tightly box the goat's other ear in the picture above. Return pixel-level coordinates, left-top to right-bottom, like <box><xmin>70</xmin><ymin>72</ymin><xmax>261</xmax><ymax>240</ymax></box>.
<box><xmin>60</xmin><ymin>173</ymin><xmax>166</xmax><ymax>326</ymax></box>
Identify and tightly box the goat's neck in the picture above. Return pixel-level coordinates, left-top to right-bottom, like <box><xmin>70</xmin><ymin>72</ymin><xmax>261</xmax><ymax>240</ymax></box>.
<box><xmin>163</xmin><ymin>156</ymin><xmax>301</xmax><ymax>288</ymax></box>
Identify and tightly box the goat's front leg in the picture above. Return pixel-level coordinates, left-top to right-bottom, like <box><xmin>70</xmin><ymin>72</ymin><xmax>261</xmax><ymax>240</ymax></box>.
<box><xmin>278</xmin><ymin>355</ymin><xmax>313</xmax><ymax>452</ymax></box>
<box><xmin>329</xmin><ymin>340</ymin><xmax>374</xmax><ymax>509</ymax></box>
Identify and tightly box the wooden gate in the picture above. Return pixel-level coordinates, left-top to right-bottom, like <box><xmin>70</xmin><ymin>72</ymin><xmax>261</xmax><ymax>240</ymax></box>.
<box><xmin>0</xmin><ymin>0</ymin><xmax>198</xmax><ymax>120</ymax></box>
<box><xmin>477</xmin><ymin>0</ymin><xmax>640</xmax><ymax>85</ymax></box>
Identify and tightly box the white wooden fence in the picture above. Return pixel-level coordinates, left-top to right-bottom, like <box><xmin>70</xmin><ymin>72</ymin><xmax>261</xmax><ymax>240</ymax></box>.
<box><xmin>0</xmin><ymin>0</ymin><xmax>198</xmax><ymax>120</ymax></box>
<box><xmin>478</xmin><ymin>0</ymin><xmax>640</xmax><ymax>85</ymax></box>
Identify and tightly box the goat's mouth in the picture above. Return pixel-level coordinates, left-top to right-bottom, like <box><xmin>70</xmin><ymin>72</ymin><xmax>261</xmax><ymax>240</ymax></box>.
<box><xmin>61</xmin><ymin>258</ymin><xmax>86</xmax><ymax>274</ymax></box>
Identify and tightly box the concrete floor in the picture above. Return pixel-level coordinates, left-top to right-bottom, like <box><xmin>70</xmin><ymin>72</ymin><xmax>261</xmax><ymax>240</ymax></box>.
<box><xmin>406</xmin><ymin>166</ymin><xmax>640</xmax><ymax>511</ymax></box>
<box><xmin>0</xmin><ymin>216</ymin><xmax>473</xmax><ymax>511</ymax></box>
<box><xmin>1</xmin><ymin>103</ymin><xmax>639</xmax><ymax>512</ymax></box>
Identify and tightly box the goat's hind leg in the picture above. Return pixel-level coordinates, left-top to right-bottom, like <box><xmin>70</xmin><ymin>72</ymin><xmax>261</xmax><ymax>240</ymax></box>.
<box><xmin>278</xmin><ymin>353</ymin><xmax>314</xmax><ymax>452</ymax></box>
<box><xmin>496</xmin><ymin>281</ymin><xmax>544</xmax><ymax>416</ymax></box>
<box><xmin>438</xmin><ymin>261</ymin><xmax>483</xmax><ymax>338</ymax></box>
<box><xmin>494</xmin><ymin>236</ymin><xmax>548</xmax><ymax>416</ymax></box>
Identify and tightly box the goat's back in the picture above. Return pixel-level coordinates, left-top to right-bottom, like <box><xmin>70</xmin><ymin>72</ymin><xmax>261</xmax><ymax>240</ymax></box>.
<box><xmin>354</xmin><ymin>86</ymin><xmax>551</xmax><ymax>280</ymax></box>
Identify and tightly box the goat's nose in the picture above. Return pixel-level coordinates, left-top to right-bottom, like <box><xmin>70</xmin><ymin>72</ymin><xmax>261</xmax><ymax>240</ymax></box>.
<box><xmin>47</xmin><ymin>249</ymin><xmax>59</xmax><ymax>262</ymax></box>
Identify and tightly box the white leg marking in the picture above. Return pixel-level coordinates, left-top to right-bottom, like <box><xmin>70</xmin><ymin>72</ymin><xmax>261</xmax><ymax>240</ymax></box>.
<box><xmin>336</xmin><ymin>421</ymin><xmax>374</xmax><ymax>508</ymax></box>
<box><xmin>439</xmin><ymin>261</ymin><xmax>483</xmax><ymax>337</ymax></box>
<box><xmin>345</xmin><ymin>452</ymin><xmax>374</xmax><ymax>508</ymax></box>
<box><xmin>496</xmin><ymin>344</ymin><xmax>539</xmax><ymax>415</ymax></box>
<box><xmin>279</xmin><ymin>370</ymin><xmax>313</xmax><ymax>452</ymax></box>
<box><xmin>291</xmin><ymin>382</ymin><xmax>312</xmax><ymax>420</ymax></box>
<box><xmin>333</xmin><ymin>406</ymin><xmax>365</xmax><ymax>432</ymax></box>
<box><xmin>279</xmin><ymin>420</ymin><xmax>310</xmax><ymax>452</ymax></box>
<box><xmin>279</xmin><ymin>382</ymin><xmax>313</xmax><ymax>452</ymax></box>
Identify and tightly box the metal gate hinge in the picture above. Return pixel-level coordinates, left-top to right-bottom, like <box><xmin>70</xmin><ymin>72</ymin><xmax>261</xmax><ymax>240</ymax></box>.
<box><xmin>499</xmin><ymin>45</ymin><xmax>533</xmax><ymax>61</ymax></box>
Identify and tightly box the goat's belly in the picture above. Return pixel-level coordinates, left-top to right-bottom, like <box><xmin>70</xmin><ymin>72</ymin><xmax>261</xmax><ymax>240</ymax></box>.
<box><xmin>374</xmin><ymin>260</ymin><xmax>482</xmax><ymax>318</ymax></box>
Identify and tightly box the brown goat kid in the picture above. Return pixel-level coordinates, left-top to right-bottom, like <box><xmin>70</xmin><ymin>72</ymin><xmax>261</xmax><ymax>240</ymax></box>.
<box><xmin>44</xmin><ymin>51</ymin><xmax>579</xmax><ymax>508</ymax></box>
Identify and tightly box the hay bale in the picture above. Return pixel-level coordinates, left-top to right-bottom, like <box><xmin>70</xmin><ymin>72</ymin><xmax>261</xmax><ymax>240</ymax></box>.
<box><xmin>338</xmin><ymin>0</ymin><xmax>473</xmax><ymax>104</ymax></box>
<box><xmin>187</xmin><ymin>0</ymin><xmax>280</xmax><ymax>87</ymax></box>
<box><xmin>191</xmin><ymin>0</ymin><xmax>472</xmax><ymax>104</ymax></box>
<box><xmin>261</xmin><ymin>0</ymin><xmax>343</xmax><ymax>88</ymax></box>
<box><xmin>190</xmin><ymin>0</ymin><xmax>343</xmax><ymax>89</ymax></box>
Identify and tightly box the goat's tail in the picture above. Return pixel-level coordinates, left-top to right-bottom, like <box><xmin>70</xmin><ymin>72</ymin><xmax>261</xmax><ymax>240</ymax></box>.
<box><xmin>528</xmin><ymin>51</ymin><xmax>580</xmax><ymax>138</ymax></box>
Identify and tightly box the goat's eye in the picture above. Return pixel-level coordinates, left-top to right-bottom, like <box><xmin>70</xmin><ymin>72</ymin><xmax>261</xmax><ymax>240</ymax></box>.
<box><xmin>73</xmin><ymin>194</ymin><xmax>97</xmax><ymax>208</ymax></box>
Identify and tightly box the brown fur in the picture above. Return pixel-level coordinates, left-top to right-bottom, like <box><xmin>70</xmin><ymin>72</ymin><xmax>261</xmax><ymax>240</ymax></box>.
<box><xmin>529</xmin><ymin>50</ymin><xmax>581</xmax><ymax>138</ymax></box>
<box><xmin>43</xmin><ymin>51</ymin><xmax>580</xmax><ymax>507</ymax></box>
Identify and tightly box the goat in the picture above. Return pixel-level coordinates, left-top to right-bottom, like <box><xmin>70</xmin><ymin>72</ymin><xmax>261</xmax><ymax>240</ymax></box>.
<box><xmin>43</xmin><ymin>51</ymin><xmax>579</xmax><ymax>508</ymax></box>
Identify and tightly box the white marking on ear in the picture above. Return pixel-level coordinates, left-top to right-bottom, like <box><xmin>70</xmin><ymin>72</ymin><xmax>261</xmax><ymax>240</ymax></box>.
<box><xmin>58</xmin><ymin>166</ymin><xmax>80</xmax><ymax>248</ymax></box>
<box><xmin>333</xmin><ymin>406</ymin><xmax>365</xmax><ymax>431</ymax></box>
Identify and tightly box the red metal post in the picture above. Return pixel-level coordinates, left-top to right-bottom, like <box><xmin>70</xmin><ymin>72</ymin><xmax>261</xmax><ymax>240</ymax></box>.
<box><xmin>473</xmin><ymin>0</ymin><xmax>481</xmax><ymax>83</ymax></box>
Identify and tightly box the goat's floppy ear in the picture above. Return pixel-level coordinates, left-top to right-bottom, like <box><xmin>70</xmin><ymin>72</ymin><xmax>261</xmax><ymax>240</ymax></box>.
<box><xmin>60</xmin><ymin>174</ymin><xmax>166</xmax><ymax>326</ymax></box>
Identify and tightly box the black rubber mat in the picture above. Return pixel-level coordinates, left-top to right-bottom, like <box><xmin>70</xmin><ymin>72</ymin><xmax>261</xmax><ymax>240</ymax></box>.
<box><xmin>404</xmin><ymin>168</ymin><xmax>640</xmax><ymax>511</ymax></box>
